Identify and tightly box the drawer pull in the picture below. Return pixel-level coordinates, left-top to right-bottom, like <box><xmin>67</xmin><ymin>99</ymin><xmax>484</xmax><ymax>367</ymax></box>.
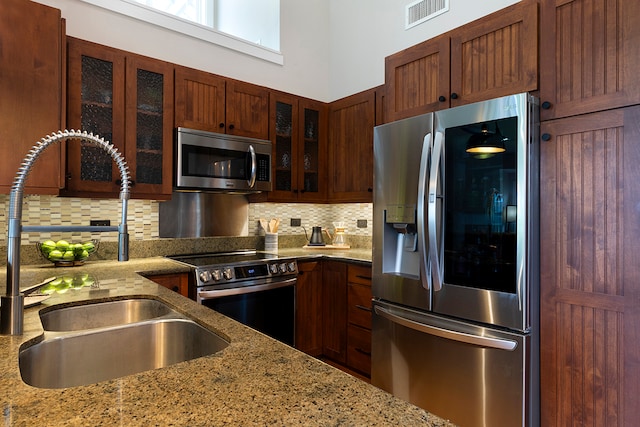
<box><xmin>355</xmin><ymin>304</ymin><xmax>372</xmax><ymax>312</ymax></box>
<box><xmin>355</xmin><ymin>347</ymin><xmax>371</xmax><ymax>356</ymax></box>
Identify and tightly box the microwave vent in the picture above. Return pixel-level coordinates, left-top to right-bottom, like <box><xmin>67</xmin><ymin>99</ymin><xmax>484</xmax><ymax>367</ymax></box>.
<box><xmin>405</xmin><ymin>0</ymin><xmax>449</xmax><ymax>29</ymax></box>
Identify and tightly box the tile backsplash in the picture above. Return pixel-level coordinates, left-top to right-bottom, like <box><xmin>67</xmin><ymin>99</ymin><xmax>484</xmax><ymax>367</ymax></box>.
<box><xmin>248</xmin><ymin>202</ymin><xmax>373</xmax><ymax>237</ymax></box>
<box><xmin>0</xmin><ymin>195</ymin><xmax>372</xmax><ymax>245</ymax></box>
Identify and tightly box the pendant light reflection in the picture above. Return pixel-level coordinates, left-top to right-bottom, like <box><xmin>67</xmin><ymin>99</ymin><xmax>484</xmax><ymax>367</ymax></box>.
<box><xmin>466</xmin><ymin>122</ymin><xmax>507</xmax><ymax>158</ymax></box>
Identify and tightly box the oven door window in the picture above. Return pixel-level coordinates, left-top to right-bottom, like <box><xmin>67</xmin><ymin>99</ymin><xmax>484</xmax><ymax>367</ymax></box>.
<box><xmin>201</xmin><ymin>284</ymin><xmax>295</xmax><ymax>346</ymax></box>
<box><xmin>443</xmin><ymin>116</ymin><xmax>518</xmax><ymax>294</ymax></box>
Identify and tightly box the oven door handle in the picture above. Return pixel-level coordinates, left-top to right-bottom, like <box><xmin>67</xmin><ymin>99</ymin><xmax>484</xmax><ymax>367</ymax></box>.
<box><xmin>197</xmin><ymin>277</ymin><xmax>297</xmax><ymax>302</ymax></box>
<box><xmin>247</xmin><ymin>144</ymin><xmax>257</xmax><ymax>188</ymax></box>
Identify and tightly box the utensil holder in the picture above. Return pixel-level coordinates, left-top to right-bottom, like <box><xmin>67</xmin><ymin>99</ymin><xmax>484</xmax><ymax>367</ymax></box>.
<box><xmin>265</xmin><ymin>232</ymin><xmax>278</xmax><ymax>253</ymax></box>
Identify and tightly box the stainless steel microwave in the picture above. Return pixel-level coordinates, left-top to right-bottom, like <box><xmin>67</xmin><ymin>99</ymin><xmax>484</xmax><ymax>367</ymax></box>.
<box><xmin>175</xmin><ymin>127</ymin><xmax>272</xmax><ymax>193</ymax></box>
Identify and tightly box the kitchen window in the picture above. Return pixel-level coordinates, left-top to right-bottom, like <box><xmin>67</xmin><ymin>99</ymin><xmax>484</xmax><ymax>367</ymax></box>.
<box><xmin>78</xmin><ymin>0</ymin><xmax>282</xmax><ymax>64</ymax></box>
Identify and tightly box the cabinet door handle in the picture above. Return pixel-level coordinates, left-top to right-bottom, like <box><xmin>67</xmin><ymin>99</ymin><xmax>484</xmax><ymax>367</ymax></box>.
<box><xmin>355</xmin><ymin>304</ymin><xmax>372</xmax><ymax>312</ymax></box>
<box><xmin>218</xmin><ymin>122</ymin><xmax>225</xmax><ymax>129</ymax></box>
<box><xmin>541</xmin><ymin>101</ymin><xmax>552</xmax><ymax>110</ymax></box>
<box><xmin>367</xmin><ymin>188</ymin><xmax>373</xmax><ymax>192</ymax></box>
<box><xmin>541</xmin><ymin>133</ymin><xmax>552</xmax><ymax>141</ymax></box>
<box><xmin>228</xmin><ymin>124</ymin><xmax>235</xmax><ymax>130</ymax></box>
<box><xmin>438</xmin><ymin>95</ymin><xmax>446</xmax><ymax>102</ymax></box>
<box><xmin>450</xmin><ymin>92</ymin><xmax>459</xmax><ymax>100</ymax></box>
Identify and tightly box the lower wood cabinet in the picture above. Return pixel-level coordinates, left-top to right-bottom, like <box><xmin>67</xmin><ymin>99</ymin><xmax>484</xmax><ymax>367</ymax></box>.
<box><xmin>346</xmin><ymin>264</ymin><xmax>372</xmax><ymax>376</ymax></box>
<box><xmin>322</xmin><ymin>260</ymin><xmax>348</xmax><ymax>364</ymax></box>
<box><xmin>294</xmin><ymin>259</ymin><xmax>373</xmax><ymax>378</ymax></box>
<box><xmin>146</xmin><ymin>272</ymin><xmax>190</xmax><ymax>298</ymax></box>
<box><xmin>295</xmin><ymin>260</ymin><xmax>323</xmax><ymax>356</ymax></box>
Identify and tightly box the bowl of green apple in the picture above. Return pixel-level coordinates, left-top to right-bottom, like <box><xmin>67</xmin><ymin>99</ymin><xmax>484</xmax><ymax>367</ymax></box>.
<box><xmin>37</xmin><ymin>239</ymin><xmax>98</xmax><ymax>267</ymax></box>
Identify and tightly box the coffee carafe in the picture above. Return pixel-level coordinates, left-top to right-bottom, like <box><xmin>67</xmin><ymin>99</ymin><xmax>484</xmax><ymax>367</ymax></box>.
<box><xmin>328</xmin><ymin>222</ymin><xmax>348</xmax><ymax>247</ymax></box>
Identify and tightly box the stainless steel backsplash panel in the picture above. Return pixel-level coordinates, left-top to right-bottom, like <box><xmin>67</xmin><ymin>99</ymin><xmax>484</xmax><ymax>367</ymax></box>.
<box><xmin>159</xmin><ymin>192</ymin><xmax>249</xmax><ymax>238</ymax></box>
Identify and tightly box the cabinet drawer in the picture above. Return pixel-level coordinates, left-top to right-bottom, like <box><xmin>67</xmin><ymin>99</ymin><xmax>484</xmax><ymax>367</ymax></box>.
<box><xmin>347</xmin><ymin>324</ymin><xmax>371</xmax><ymax>376</ymax></box>
<box><xmin>348</xmin><ymin>283</ymin><xmax>372</xmax><ymax>329</ymax></box>
<box><xmin>348</xmin><ymin>264</ymin><xmax>372</xmax><ymax>285</ymax></box>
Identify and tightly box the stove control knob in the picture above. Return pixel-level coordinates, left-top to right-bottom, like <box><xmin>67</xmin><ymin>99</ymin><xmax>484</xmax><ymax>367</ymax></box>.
<box><xmin>278</xmin><ymin>263</ymin><xmax>287</xmax><ymax>273</ymax></box>
<box><xmin>269</xmin><ymin>263</ymin><xmax>279</xmax><ymax>274</ymax></box>
<box><xmin>198</xmin><ymin>270</ymin><xmax>211</xmax><ymax>283</ymax></box>
<box><xmin>211</xmin><ymin>269</ymin><xmax>222</xmax><ymax>281</ymax></box>
<box><xmin>287</xmin><ymin>262</ymin><xmax>296</xmax><ymax>272</ymax></box>
<box><xmin>222</xmin><ymin>267</ymin><xmax>233</xmax><ymax>280</ymax></box>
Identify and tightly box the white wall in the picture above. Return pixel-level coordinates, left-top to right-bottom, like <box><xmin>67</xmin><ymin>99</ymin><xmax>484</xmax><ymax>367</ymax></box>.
<box><xmin>35</xmin><ymin>0</ymin><xmax>519</xmax><ymax>102</ymax></box>
<box><xmin>35</xmin><ymin>0</ymin><xmax>330</xmax><ymax>100</ymax></box>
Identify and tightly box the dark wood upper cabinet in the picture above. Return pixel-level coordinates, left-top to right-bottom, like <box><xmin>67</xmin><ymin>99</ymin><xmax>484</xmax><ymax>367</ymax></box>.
<box><xmin>539</xmin><ymin>0</ymin><xmax>640</xmax><ymax>120</ymax></box>
<box><xmin>174</xmin><ymin>66</ymin><xmax>269</xmax><ymax>140</ymax></box>
<box><xmin>66</xmin><ymin>37</ymin><xmax>173</xmax><ymax>199</ymax></box>
<box><xmin>0</xmin><ymin>0</ymin><xmax>64</xmax><ymax>195</ymax></box>
<box><xmin>174</xmin><ymin>66</ymin><xmax>226</xmax><ymax>133</ymax></box>
<box><xmin>384</xmin><ymin>0</ymin><xmax>538</xmax><ymax>122</ymax></box>
<box><xmin>225</xmin><ymin>79</ymin><xmax>270</xmax><ymax>140</ymax></box>
<box><xmin>449</xmin><ymin>0</ymin><xmax>538</xmax><ymax>107</ymax></box>
<box><xmin>328</xmin><ymin>89</ymin><xmax>376</xmax><ymax>202</ymax></box>
<box><xmin>385</xmin><ymin>34</ymin><xmax>450</xmax><ymax>121</ymax></box>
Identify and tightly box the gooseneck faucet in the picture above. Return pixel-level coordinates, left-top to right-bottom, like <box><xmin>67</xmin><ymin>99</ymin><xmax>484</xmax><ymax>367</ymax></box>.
<box><xmin>0</xmin><ymin>130</ymin><xmax>131</xmax><ymax>335</ymax></box>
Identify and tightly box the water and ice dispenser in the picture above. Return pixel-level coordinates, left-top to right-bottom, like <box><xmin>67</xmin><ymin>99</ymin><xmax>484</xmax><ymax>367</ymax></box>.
<box><xmin>381</xmin><ymin>204</ymin><xmax>420</xmax><ymax>280</ymax></box>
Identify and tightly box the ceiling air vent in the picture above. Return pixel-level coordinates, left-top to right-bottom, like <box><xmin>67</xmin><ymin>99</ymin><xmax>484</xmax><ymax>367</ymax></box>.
<box><xmin>405</xmin><ymin>0</ymin><xmax>449</xmax><ymax>30</ymax></box>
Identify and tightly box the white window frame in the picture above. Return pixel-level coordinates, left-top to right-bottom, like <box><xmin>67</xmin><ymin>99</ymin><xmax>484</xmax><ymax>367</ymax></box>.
<box><xmin>78</xmin><ymin>0</ymin><xmax>283</xmax><ymax>65</ymax></box>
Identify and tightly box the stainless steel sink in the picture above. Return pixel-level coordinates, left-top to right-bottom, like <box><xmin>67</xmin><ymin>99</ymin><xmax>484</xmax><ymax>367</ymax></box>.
<box><xmin>20</xmin><ymin>318</ymin><xmax>229</xmax><ymax>389</ymax></box>
<box><xmin>39</xmin><ymin>298</ymin><xmax>175</xmax><ymax>331</ymax></box>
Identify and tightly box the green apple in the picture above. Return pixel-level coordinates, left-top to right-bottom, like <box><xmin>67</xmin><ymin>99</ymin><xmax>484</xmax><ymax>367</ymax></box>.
<box><xmin>47</xmin><ymin>249</ymin><xmax>63</xmax><ymax>261</ymax></box>
<box><xmin>77</xmin><ymin>249</ymin><xmax>90</xmax><ymax>261</ymax></box>
<box><xmin>40</xmin><ymin>240</ymin><xmax>56</xmax><ymax>254</ymax></box>
<box><xmin>72</xmin><ymin>243</ymin><xmax>84</xmax><ymax>256</ymax></box>
<box><xmin>62</xmin><ymin>250</ymin><xmax>75</xmax><ymax>261</ymax></box>
<box><xmin>82</xmin><ymin>241</ymin><xmax>95</xmax><ymax>253</ymax></box>
<box><xmin>56</xmin><ymin>240</ymin><xmax>70</xmax><ymax>251</ymax></box>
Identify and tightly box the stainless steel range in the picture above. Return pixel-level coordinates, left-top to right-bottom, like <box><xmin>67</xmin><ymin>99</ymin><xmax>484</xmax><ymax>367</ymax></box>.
<box><xmin>169</xmin><ymin>250</ymin><xmax>298</xmax><ymax>345</ymax></box>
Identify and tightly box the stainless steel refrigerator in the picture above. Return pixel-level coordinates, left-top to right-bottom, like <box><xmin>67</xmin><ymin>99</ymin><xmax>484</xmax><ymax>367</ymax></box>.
<box><xmin>371</xmin><ymin>93</ymin><xmax>539</xmax><ymax>427</ymax></box>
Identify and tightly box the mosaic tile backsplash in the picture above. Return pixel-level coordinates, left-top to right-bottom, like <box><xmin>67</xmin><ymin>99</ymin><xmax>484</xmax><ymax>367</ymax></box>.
<box><xmin>0</xmin><ymin>195</ymin><xmax>373</xmax><ymax>245</ymax></box>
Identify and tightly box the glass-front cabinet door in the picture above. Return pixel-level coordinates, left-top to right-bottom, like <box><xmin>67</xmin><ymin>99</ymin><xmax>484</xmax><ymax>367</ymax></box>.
<box><xmin>269</xmin><ymin>94</ymin><xmax>326</xmax><ymax>202</ymax></box>
<box><xmin>66</xmin><ymin>38</ymin><xmax>125</xmax><ymax>194</ymax></box>
<box><xmin>271</xmin><ymin>94</ymin><xmax>297</xmax><ymax>200</ymax></box>
<box><xmin>125</xmin><ymin>55</ymin><xmax>173</xmax><ymax>197</ymax></box>
<box><xmin>66</xmin><ymin>37</ymin><xmax>173</xmax><ymax>199</ymax></box>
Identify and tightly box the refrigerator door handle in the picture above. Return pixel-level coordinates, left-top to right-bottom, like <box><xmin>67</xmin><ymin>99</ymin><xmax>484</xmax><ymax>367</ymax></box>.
<box><xmin>428</xmin><ymin>131</ymin><xmax>444</xmax><ymax>292</ymax></box>
<box><xmin>374</xmin><ymin>305</ymin><xmax>518</xmax><ymax>351</ymax></box>
<box><xmin>417</xmin><ymin>132</ymin><xmax>432</xmax><ymax>292</ymax></box>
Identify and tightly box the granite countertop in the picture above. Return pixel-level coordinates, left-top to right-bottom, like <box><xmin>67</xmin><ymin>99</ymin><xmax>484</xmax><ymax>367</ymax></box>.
<box><xmin>0</xmin><ymin>257</ymin><xmax>454</xmax><ymax>426</ymax></box>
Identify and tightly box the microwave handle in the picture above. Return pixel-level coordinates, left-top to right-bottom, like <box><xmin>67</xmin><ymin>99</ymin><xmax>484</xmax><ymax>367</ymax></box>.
<box><xmin>247</xmin><ymin>144</ymin><xmax>257</xmax><ymax>188</ymax></box>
